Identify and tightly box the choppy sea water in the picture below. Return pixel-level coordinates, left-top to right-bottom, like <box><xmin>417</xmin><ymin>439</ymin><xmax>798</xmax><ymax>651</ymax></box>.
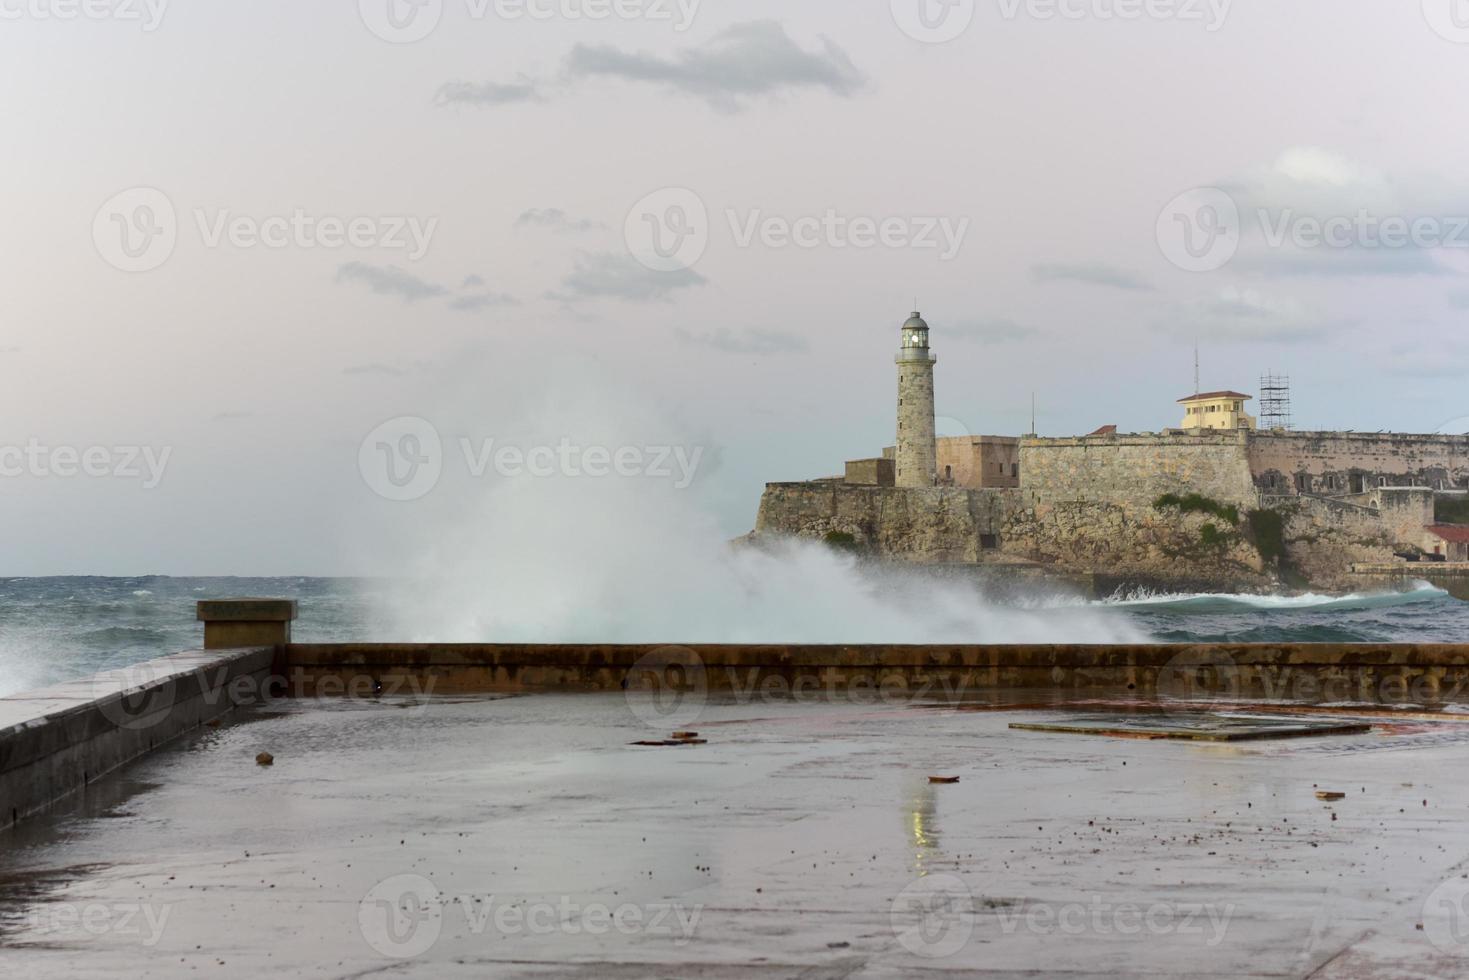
<box><xmin>0</xmin><ymin>577</ymin><xmax>1464</xmax><ymax>699</ymax></box>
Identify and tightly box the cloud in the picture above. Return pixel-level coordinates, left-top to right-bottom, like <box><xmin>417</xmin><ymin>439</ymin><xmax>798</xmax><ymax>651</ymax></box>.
<box><xmin>514</xmin><ymin>208</ymin><xmax>606</xmax><ymax>233</ymax></box>
<box><xmin>435</xmin><ymin>23</ymin><xmax>864</xmax><ymax>114</ymax></box>
<box><xmin>449</xmin><ymin>292</ymin><xmax>519</xmax><ymax>312</ymax></box>
<box><xmin>1234</xmin><ymin>248</ymin><xmax>1450</xmax><ymax>278</ymax></box>
<box><xmin>1380</xmin><ymin>335</ymin><xmax>1469</xmax><ymax>379</ymax></box>
<box><xmin>676</xmin><ymin>327</ymin><xmax>808</xmax><ymax>355</ymax></box>
<box><xmin>1032</xmin><ymin>262</ymin><xmax>1154</xmax><ymax>291</ymax></box>
<box><xmin>213</xmin><ymin>412</ymin><xmax>254</xmax><ymax>422</ymax></box>
<box><xmin>564</xmin><ymin>21</ymin><xmax>865</xmax><ymax>111</ymax></box>
<box><xmin>0</xmin><ymin>346</ymin><xmax>20</xmax><ymax>354</ymax></box>
<box><xmin>336</xmin><ymin>263</ymin><xmax>448</xmax><ymax>303</ymax></box>
<box><xmin>548</xmin><ymin>252</ymin><xmax>706</xmax><ymax>303</ymax></box>
<box><xmin>343</xmin><ymin>364</ymin><xmax>409</xmax><ymax>378</ymax></box>
<box><xmin>1167</xmin><ymin>287</ymin><xmax>1346</xmax><ymax>344</ymax></box>
<box><xmin>434</xmin><ymin>77</ymin><xmax>541</xmax><ymax>107</ymax></box>
<box><xmin>1220</xmin><ymin>147</ymin><xmax>1469</xmax><ymax>277</ymax></box>
<box><xmin>1451</xmin><ymin>289</ymin><xmax>1469</xmax><ymax>310</ymax></box>
<box><xmin>462</xmin><ymin>275</ymin><xmax>485</xmax><ymax>288</ymax></box>
<box><xmin>945</xmin><ymin>317</ymin><xmax>1042</xmax><ymax>343</ymax></box>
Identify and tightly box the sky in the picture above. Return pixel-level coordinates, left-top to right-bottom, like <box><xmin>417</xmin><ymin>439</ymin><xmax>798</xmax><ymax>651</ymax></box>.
<box><xmin>2</xmin><ymin>0</ymin><xmax>1469</xmax><ymax>575</ymax></box>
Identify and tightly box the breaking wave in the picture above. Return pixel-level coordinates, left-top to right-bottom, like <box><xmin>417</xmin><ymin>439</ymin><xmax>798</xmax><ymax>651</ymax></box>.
<box><xmin>1094</xmin><ymin>583</ymin><xmax>1448</xmax><ymax>614</ymax></box>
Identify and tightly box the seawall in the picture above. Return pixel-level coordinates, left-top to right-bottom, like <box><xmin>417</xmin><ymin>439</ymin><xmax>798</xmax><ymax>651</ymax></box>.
<box><xmin>0</xmin><ymin>646</ymin><xmax>273</xmax><ymax>829</ymax></box>
<box><xmin>7</xmin><ymin>599</ymin><xmax>1469</xmax><ymax>832</ymax></box>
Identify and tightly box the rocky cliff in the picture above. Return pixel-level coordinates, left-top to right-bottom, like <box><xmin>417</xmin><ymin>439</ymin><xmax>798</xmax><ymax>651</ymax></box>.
<box><xmin>753</xmin><ymin>482</ymin><xmax>1433</xmax><ymax>594</ymax></box>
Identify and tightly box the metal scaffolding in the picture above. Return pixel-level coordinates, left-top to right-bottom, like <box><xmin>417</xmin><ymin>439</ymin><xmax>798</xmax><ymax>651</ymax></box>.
<box><xmin>1259</xmin><ymin>374</ymin><xmax>1293</xmax><ymax>431</ymax></box>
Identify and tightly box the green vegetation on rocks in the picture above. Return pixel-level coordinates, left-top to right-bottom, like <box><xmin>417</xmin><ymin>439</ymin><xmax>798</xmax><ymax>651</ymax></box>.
<box><xmin>1154</xmin><ymin>493</ymin><xmax>1241</xmax><ymax>526</ymax></box>
<box><xmin>1246</xmin><ymin>509</ymin><xmax>1286</xmax><ymax>566</ymax></box>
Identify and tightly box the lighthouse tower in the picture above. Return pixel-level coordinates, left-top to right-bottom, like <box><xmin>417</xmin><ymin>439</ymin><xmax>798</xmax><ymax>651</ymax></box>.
<box><xmin>895</xmin><ymin>310</ymin><xmax>937</xmax><ymax>488</ymax></box>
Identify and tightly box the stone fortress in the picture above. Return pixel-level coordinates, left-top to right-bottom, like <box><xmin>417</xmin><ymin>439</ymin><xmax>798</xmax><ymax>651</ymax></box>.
<box><xmin>753</xmin><ymin>312</ymin><xmax>1469</xmax><ymax>595</ymax></box>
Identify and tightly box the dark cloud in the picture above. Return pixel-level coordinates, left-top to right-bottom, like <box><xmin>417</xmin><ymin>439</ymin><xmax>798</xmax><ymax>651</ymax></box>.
<box><xmin>514</xmin><ymin>208</ymin><xmax>606</xmax><ymax>233</ymax></box>
<box><xmin>336</xmin><ymin>263</ymin><xmax>449</xmax><ymax>303</ymax></box>
<box><xmin>945</xmin><ymin>317</ymin><xmax>1042</xmax><ymax>343</ymax></box>
<box><xmin>676</xmin><ymin>327</ymin><xmax>808</xmax><ymax>355</ymax></box>
<box><xmin>1235</xmin><ymin>248</ymin><xmax>1451</xmax><ymax>278</ymax></box>
<box><xmin>1032</xmin><ymin>263</ymin><xmax>1154</xmax><ymax>292</ymax></box>
<box><xmin>565</xmin><ymin>21</ymin><xmax>865</xmax><ymax>111</ymax></box>
<box><xmin>548</xmin><ymin>252</ymin><xmax>706</xmax><ymax>303</ymax></box>
<box><xmin>434</xmin><ymin>77</ymin><xmax>541</xmax><ymax>107</ymax></box>
<box><xmin>449</xmin><ymin>292</ymin><xmax>519</xmax><ymax>313</ymax></box>
<box><xmin>1162</xmin><ymin>288</ymin><xmax>1347</xmax><ymax>344</ymax></box>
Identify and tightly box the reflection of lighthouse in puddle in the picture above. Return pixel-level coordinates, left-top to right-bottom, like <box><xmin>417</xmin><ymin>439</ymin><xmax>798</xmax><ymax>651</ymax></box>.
<box><xmin>907</xmin><ymin>780</ymin><xmax>941</xmax><ymax>875</ymax></box>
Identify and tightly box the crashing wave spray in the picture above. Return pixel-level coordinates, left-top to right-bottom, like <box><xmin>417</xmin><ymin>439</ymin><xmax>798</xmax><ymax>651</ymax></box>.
<box><xmin>371</xmin><ymin>377</ymin><xmax>1145</xmax><ymax>645</ymax></box>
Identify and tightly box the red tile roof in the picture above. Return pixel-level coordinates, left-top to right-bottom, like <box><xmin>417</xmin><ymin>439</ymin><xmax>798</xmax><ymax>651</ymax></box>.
<box><xmin>1427</xmin><ymin>525</ymin><xmax>1469</xmax><ymax>544</ymax></box>
<box><xmin>1178</xmin><ymin>391</ymin><xmax>1253</xmax><ymax>403</ymax></box>
<box><xmin>1088</xmin><ymin>425</ymin><xmax>1118</xmax><ymax>436</ymax></box>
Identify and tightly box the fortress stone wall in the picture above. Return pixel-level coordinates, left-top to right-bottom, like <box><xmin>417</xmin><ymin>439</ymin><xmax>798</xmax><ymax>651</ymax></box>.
<box><xmin>755</xmin><ymin>483</ymin><xmax>1019</xmax><ymax>564</ymax></box>
<box><xmin>1020</xmin><ymin>432</ymin><xmax>1257</xmax><ymax>512</ymax></box>
<box><xmin>1246</xmin><ymin>432</ymin><xmax>1469</xmax><ymax>494</ymax></box>
<box><xmin>758</xmin><ymin>435</ymin><xmax>1452</xmax><ymax>593</ymax></box>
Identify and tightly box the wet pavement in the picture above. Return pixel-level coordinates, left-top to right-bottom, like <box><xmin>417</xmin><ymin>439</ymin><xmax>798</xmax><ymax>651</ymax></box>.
<box><xmin>5</xmin><ymin>693</ymin><xmax>1469</xmax><ymax>977</ymax></box>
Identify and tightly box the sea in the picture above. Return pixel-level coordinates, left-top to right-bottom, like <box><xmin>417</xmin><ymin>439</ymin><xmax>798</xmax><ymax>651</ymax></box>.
<box><xmin>0</xmin><ymin>576</ymin><xmax>1463</xmax><ymax>699</ymax></box>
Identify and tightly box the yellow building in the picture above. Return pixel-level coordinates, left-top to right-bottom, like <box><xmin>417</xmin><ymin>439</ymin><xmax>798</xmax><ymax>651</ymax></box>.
<box><xmin>1178</xmin><ymin>390</ymin><xmax>1257</xmax><ymax>431</ymax></box>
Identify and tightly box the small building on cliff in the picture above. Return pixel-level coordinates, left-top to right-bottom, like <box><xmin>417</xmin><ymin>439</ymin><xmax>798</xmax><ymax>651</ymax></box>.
<box><xmin>1179</xmin><ymin>391</ymin><xmax>1257</xmax><ymax>431</ymax></box>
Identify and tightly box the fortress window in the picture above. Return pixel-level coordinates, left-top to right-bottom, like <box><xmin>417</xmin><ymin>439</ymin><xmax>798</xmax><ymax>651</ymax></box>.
<box><xmin>980</xmin><ymin>534</ymin><xmax>999</xmax><ymax>550</ymax></box>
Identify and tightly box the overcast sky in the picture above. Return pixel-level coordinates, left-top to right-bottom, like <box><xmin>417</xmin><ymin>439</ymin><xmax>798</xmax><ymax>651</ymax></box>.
<box><xmin>3</xmin><ymin>0</ymin><xmax>1469</xmax><ymax>575</ymax></box>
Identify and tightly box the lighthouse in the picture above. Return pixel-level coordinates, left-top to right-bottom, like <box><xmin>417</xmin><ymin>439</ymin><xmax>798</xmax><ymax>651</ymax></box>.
<box><xmin>895</xmin><ymin>310</ymin><xmax>937</xmax><ymax>488</ymax></box>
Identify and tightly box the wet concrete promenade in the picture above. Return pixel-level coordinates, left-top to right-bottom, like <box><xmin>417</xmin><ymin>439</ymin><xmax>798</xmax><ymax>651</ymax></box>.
<box><xmin>5</xmin><ymin>693</ymin><xmax>1469</xmax><ymax>977</ymax></box>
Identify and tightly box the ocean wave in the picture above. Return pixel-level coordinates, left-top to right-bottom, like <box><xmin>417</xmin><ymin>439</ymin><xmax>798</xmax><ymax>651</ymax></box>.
<box><xmin>1094</xmin><ymin>582</ymin><xmax>1448</xmax><ymax>614</ymax></box>
<box><xmin>77</xmin><ymin>626</ymin><xmax>175</xmax><ymax>646</ymax></box>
